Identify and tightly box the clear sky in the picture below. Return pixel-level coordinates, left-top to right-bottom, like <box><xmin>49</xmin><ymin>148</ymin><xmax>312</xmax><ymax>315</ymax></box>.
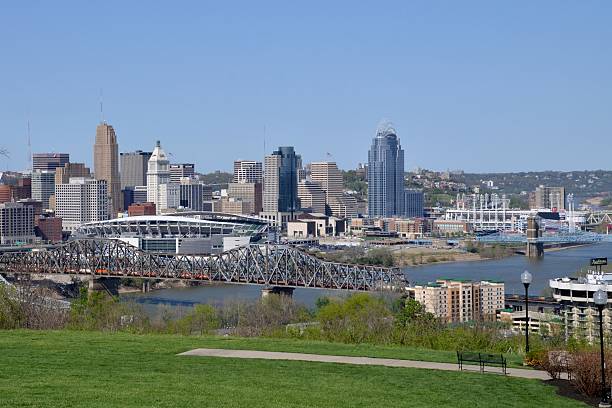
<box><xmin>1</xmin><ymin>1</ymin><xmax>611</xmax><ymax>173</ymax></box>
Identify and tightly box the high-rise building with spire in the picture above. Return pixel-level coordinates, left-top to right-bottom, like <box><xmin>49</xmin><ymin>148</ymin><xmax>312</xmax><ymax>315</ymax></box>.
<box><xmin>94</xmin><ymin>123</ymin><xmax>122</xmax><ymax>215</ymax></box>
<box><xmin>147</xmin><ymin>141</ymin><xmax>179</xmax><ymax>213</ymax></box>
<box><xmin>367</xmin><ymin>121</ymin><xmax>405</xmax><ymax>218</ymax></box>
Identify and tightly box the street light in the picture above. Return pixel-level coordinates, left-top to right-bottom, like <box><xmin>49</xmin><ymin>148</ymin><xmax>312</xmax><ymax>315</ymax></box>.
<box><xmin>521</xmin><ymin>270</ymin><xmax>533</xmax><ymax>353</ymax></box>
<box><xmin>594</xmin><ymin>288</ymin><xmax>610</xmax><ymax>408</ymax></box>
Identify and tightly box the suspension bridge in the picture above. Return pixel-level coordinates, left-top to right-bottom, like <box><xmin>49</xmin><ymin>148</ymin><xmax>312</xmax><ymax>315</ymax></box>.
<box><xmin>476</xmin><ymin>231</ymin><xmax>612</xmax><ymax>244</ymax></box>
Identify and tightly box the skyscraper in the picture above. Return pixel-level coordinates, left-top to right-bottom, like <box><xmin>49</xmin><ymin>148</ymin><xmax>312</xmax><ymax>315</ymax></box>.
<box><xmin>310</xmin><ymin>162</ymin><xmax>343</xmax><ymax>203</ymax></box>
<box><xmin>263</xmin><ymin>147</ymin><xmax>299</xmax><ymax>214</ymax></box>
<box><xmin>32</xmin><ymin>153</ymin><xmax>70</xmax><ymax>171</ymax></box>
<box><xmin>147</xmin><ymin>141</ymin><xmax>179</xmax><ymax>213</ymax></box>
<box><xmin>94</xmin><ymin>123</ymin><xmax>122</xmax><ymax>215</ymax></box>
<box><xmin>120</xmin><ymin>150</ymin><xmax>152</xmax><ymax>188</ymax></box>
<box><xmin>233</xmin><ymin>160</ymin><xmax>263</xmax><ymax>183</ymax></box>
<box><xmin>31</xmin><ymin>170</ymin><xmax>55</xmax><ymax>210</ymax></box>
<box><xmin>367</xmin><ymin>121</ymin><xmax>405</xmax><ymax>218</ymax></box>
<box><xmin>309</xmin><ymin>161</ymin><xmax>355</xmax><ymax>217</ymax></box>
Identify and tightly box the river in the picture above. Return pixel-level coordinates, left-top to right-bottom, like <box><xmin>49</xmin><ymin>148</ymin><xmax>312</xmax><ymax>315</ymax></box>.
<box><xmin>122</xmin><ymin>242</ymin><xmax>612</xmax><ymax>309</ymax></box>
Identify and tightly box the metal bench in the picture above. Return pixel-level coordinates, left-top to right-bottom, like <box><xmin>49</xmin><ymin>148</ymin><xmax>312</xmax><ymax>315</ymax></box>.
<box><xmin>457</xmin><ymin>351</ymin><xmax>507</xmax><ymax>375</ymax></box>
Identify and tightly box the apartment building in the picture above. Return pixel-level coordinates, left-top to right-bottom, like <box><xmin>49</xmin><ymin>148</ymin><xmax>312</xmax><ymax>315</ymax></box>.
<box><xmin>410</xmin><ymin>279</ymin><xmax>505</xmax><ymax>323</ymax></box>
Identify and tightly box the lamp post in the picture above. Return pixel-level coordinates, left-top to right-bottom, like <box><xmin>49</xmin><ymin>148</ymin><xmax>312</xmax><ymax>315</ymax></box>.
<box><xmin>521</xmin><ymin>270</ymin><xmax>532</xmax><ymax>353</ymax></box>
<box><xmin>594</xmin><ymin>288</ymin><xmax>610</xmax><ymax>408</ymax></box>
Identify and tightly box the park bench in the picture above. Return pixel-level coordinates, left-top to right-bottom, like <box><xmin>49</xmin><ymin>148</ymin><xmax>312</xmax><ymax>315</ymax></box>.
<box><xmin>457</xmin><ymin>351</ymin><xmax>507</xmax><ymax>375</ymax></box>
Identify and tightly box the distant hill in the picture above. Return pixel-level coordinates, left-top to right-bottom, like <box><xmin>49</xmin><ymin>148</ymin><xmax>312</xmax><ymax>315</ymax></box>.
<box><xmin>453</xmin><ymin>170</ymin><xmax>612</xmax><ymax>195</ymax></box>
<box><xmin>197</xmin><ymin>171</ymin><xmax>233</xmax><ymax>186</ymax></box>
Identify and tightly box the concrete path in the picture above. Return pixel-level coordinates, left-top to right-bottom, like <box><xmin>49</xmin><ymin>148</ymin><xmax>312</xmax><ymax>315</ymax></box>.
<box><xmin>179</xmin><ymin>348</ymin><xmax>550</xmax><ymax>380</ymax></box>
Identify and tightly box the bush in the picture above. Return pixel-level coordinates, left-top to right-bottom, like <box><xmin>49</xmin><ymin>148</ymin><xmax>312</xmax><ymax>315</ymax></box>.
<box><xmin>218</xmin><ymin>295</ymin><xmax>311</xmax><ymax>337</ymax></box>
<box><xmin>314</xmin><ymin>293</ymin><xmax>394</xmax><ymax>344</ymax></box>
<box><xmin>69</xmin><ymin>287</ymin><xmax>149</xmax><ymax>332</ymax></box>
<box><xmin>0</xmin><ymin>284</ymin><xmax>68</xmax><ymax>330</ymax></box>
<box><xmin>569</xmin><ymin>351</ymin><xmax>612</xmax><ymax>397</ymax></box>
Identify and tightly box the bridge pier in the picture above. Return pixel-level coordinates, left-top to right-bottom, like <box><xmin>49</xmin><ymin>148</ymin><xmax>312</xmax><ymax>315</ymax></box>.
<box><xmin>526</xmin><ymin>216</ymin><xmax>544</xmax><ymax>258</ymax></box>
<box><xmin>261</xmin><ymin>286</ymin><xmax>295</xmax><ymax>298</ymax></box>
<box><xmin>88</xmin><ymin>277</ymin><xmax>120</xmax><ymax>297</ymax></box>
<box><xmin>526</xmin><ymin>241</ymin><xmax>544</xmax><ymax>258</ymax></box>
<box><xmin>142</xmin><ymin>280</ymin><xmax>151</xmax><ymax>293</ymax></box>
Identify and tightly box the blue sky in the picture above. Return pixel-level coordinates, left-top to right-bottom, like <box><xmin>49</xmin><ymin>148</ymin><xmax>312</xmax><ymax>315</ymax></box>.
<box><xmin>1</xmin><ymin>1</ymin><xmax>611</xmax><ymax>173</ymax></box>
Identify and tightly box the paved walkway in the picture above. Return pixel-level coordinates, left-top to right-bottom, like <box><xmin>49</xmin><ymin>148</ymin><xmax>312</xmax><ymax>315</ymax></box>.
<box><xmin>179</xmin><ymin>348</ymin><xmax>550</xmax><ymax>380</ymax></box>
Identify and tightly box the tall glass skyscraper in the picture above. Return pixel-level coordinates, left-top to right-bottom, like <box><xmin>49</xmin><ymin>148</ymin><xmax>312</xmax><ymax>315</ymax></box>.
<box><xmin>263</xmin><ymin>146</ymin><xmax>300</xmax><ymax>214</ymax></box>
<box><xmin>367</xmin><ymin>122</ymin><xmax>405</xmax><ymax>218</ymax></box>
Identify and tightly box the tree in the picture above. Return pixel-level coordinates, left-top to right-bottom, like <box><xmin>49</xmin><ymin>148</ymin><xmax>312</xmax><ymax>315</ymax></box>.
<box><xmin>395</xmin><ymin>298</ymin><xmax>428</xmax><ymax>328</ymax></box>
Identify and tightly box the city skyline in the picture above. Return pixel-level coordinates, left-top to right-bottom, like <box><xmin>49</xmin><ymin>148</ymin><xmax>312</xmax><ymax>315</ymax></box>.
<box><xmin>1</xmin><ymin>2</ymin><xmax>611</xmax><ymax>173</ymax></box>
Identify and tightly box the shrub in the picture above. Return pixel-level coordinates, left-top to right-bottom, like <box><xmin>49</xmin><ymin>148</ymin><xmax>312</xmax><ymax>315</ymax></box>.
<box><xmin>568</xmin><ymin>351</ymin><xmax>612</xmax><ymax>397</ymax></box>
<box><xmin>315</xmin><ymin>293</ymin><xmax>394</xmax><ymax>344</ymax></box>
<box><xmin>0</xmin><ymin>284</ymin><xmax>68</xmax><ymax>330</ymax></box>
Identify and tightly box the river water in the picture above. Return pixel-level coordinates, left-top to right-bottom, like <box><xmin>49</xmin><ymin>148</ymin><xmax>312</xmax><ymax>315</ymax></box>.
<box><xmin>123</xmin><ymin>243</ymin><xmax>612</xmax><ymax>309</ymax></box>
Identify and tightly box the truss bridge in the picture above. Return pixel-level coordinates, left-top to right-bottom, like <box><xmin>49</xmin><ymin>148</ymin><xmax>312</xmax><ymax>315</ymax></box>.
<box><xmin>0</xmin><ymin>239</ymin><xmax>406</xmax><ymax>293</ymax></box>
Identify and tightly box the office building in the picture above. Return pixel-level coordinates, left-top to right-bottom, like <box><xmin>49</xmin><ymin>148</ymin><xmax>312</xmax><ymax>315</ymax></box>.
<box><xmin>31</xmin><ymin>170</ymin><xmax>55</xmax><ymax>209</ymax></box>
<box><xmin>120</xmin><ymin>150</ymin><xmax>152</xmax><ymax>188</ymax></box>
<box><xmin>156</xmin><ymin>183</ymin><xmax>180</xmax><ymax>213</ymax></box>
<box><xmin>133</xmin><ymin>186</ymin><xmax>148</xmax><ymax>204</ymax></box>
<box><xmin>36</xmin><ymin>215</ymin><xmax>63</xmax><ymax>243</ymax></box>
<box><xmin>220</xmin><ymin>197</ymin><xmax>249</xmax><ymax>215</ymax></box>
<box><xmin>297</xmin><ymin>180</ymin><xmax>326</xmax><ymax>214</ymax></box>
<box><xmin>55</xmin><ymin>163</ymin><xmax>91</xmax><ymax>185</ymax></box>
<box><xmin>179</xmin><ymin>179</ymin><xmax>211</xmax><ymax>211</ymax></box>
<box><xmin>11</xmin><ymin>177</ymin><xmax>31</xmax><ymax>201</ymax></box>
<box><xmin>534</xmin><ymin>186</ymin><xmax>566</xmax><ymax>210</ymax></box>
<box><xmin>55</xmin><ymin>178</ymin><xmax>109</xmax><ymax>232</ymax></box>
<box><xmin>147</xmin><ymin>141</ymin><xmax>179</xmax><ymax>214</ymax></box>
<box><xmin>367</xmin><ymin>121</ymin><xmax>405</xmax><ymax>218</ymax></box>
<box><xmin>328</xmin><ymin>196</ymin><xmax>358</xmax><ymax>220</ymax></box>
<box><xmin>0</xmin><ymin>185</ymin><xmax>11</xmax><ymax>204</ymax></box>
<box><xmin>94</xmin><ymin>123</ymin><xmax>122</xmax><ymax>215</ymax></box>
<box><xmin>233</xmin><ymin>160</ymin><xmax>263</xmax><ymax>183</ymax></box>
<box><xmin>404</xmin><ymin>189</ymin><xmax>424</xmax><ymax>218</ymax></box>
<box><xmin>0</xmin><ymin>202</ymin><xmax>35</xmax><ymax>245</ymax></box>
<box><xmin>263</xmin><ymin>147</ymin><xmax>299</xmax><ymax>213</ymax></box>
<box><xmin>227</xmin><ymin>182</ymin><xmax>262</xmax><ymax>215</ymax></box>
<box><xmin>310</xmin><ymin>162</ymin><xmax>343</xmax><ymax>203</ymax></box>
<box><xmin>170</xmin><ymin>163</ymin><xmax>195</xmax><ymax>184</ymax></box>
<box><xmin>410</xmin><ymin>279</ymin><xmax>505</xmax><ymax>323</ymax></box>
<box><xmin>32</xmin><ymin>153</ymin><xmax>69</xmax><ymax>171</ymax></box>
<box><xmin>260</xmin><ymin>147</ymin><xmax>301</xmax><ymax>228</ymax></box>
<box><xmin>122</xmin><ymin>187</ymin><xmax>135</xmax><ymax>210</ymax></box>
<box><xmin>310</xmin><ymin>161</ymin><xmax>351</xmax><ymax>217</ymax></box>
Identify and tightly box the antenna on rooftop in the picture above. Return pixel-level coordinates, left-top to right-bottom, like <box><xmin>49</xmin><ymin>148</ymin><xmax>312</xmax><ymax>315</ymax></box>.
<box><xmin>99</xmin><ymin>88</ymin><xmax>104</xmax><ymax>123</ymax></box>
<box><xmin>27</xmin><ymin>119</ymin><xmax>32</xmax><ymax>172</ymax></box>
<box><xmin>263</xmin><ymin>124</ymin><xmax>267</xmax><ymax>156</ymax></box>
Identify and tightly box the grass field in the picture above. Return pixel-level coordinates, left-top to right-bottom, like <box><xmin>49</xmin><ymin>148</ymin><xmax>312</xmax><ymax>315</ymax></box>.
<box><xmin>0</xmin><ymin>330</ymin><xmax>586</xmax><ymax>408</ymax></box>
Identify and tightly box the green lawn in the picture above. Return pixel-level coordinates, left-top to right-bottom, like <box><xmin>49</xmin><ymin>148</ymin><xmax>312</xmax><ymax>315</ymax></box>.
<box><xmin>0</xmin><ymin>330</ymin><xmax>585</xmax><ymax>408</ymax></box>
